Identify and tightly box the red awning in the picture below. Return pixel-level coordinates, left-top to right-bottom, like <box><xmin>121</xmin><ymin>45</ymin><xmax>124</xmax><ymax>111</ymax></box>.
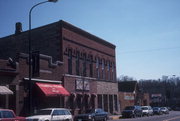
<box><xmin>36</xmin><ymin>82</ymin><xmax>70</xmax><ymax>96</ymax></box>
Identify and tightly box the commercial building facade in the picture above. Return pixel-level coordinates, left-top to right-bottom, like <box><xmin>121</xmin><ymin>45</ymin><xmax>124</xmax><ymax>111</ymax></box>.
<box><xmin>0</xmin><ymin>20</ymin><xmax>119</xmax><ymax>115</ymax></box>
<box><xmin>118</xmin><ymin>81</ymin><xmax>150</xmax><ymax>112</ymax></box>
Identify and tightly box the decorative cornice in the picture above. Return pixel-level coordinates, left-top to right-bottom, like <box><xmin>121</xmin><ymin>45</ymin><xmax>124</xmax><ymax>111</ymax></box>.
<box><xmin>18</xmin><ymin>53</ymin><xmax>63</xmax><ymax>68</ymax></box>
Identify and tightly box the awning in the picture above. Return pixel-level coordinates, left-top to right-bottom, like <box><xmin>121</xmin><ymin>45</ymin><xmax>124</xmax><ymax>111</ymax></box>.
<box><xmin>0</xmin><ymin>86</ymin><xmax>13</xmax><ymax>95</ymax></box>
<box><xmin>36</xmin><ymin>82</ymin><xmax>70</xmax><ymax>96</ymax></box>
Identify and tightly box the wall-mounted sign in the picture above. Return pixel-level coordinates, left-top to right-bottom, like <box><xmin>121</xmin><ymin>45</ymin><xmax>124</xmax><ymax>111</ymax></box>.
<box><xmin>76</xmin><ymin>78</ymin><xmax>90</xmax><ymax>91</ymax></box>
<box><xmin>124</xmin><ymin>93</ymin><xmax>135</xmax><ymax>100</ymax></box>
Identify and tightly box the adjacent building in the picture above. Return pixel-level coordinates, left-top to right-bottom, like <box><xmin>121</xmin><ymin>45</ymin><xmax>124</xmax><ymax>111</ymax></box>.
<box><xmin>118</xmin><ymin>81</ymin><xmax>150</xmax><ymax>112</ymax></box>
<box><xmin>0</xmin><ymin>20</ymin><xmax>119</xmax><ymax>115</ymax></box>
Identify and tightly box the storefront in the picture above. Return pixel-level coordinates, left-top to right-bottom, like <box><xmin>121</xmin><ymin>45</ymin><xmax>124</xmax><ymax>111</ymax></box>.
<box><xmin>0</xmin><ymin>86</ymin><xmax>13</xmax><ymax>108</ymax></box>
<box><xmin>23</xmin><ymin>78</ymin><xmax>70</xmax><ymax>112</ymax></box>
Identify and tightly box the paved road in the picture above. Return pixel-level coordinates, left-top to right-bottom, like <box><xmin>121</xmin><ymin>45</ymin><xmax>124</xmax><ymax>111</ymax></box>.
<box><xmin>111</xmin><ymin>111</ymin><xmax>180</xmax><ymax>121</ymax></box>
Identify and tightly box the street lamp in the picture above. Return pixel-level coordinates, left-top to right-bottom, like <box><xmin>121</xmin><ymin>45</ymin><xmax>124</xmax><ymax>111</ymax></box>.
<box><xmin>28</xmin><ymin>0</ymin><xmax>58</xmax><ymax>114</ymax></box>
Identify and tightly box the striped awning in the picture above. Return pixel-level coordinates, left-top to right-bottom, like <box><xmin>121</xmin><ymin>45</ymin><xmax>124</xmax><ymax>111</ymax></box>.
<box><xmin>0</xmin><ymin>86</ymin><xmax>13</xmax><ymax>95</ymax></box>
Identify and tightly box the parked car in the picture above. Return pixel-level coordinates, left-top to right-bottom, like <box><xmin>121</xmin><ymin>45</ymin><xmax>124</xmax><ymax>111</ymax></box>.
<box><xmin>26</xmin><ymin>108</ymin><xmax>73</xmax><ymax>121</ymax></box>
<box><xmin>74</xmin><ymin>108</ymin><xmax>108</xmax><ymax>121</ymax></box>
<box><xmin>122</xmin><ymin>106</ymin><xmax>142</xmax><ymax>118</ymax></box>
<box><xmin>142</xmin><ymin>106</ymin><xmax>153</xmax><ymax>116</ymax></box>
<box><xmin>153</xmin><ymin>107</ymin><xmax>162</xmax><ymax>115</ymax></box>
<box><xmin>160</xmin><ymin>107</ymin><xmax>169</xmax><ymax>114</ymax></box>
<box><xmin>0</xmin><ymin>109</ymin><xmax>25</xmax><ymax>121</ymax></box>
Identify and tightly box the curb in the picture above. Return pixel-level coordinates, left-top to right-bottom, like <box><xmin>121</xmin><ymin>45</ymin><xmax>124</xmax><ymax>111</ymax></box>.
<box><xmin>109</xmin><ymin>115</ymin><xmax>121</xmax><ymax>120</ymax></box>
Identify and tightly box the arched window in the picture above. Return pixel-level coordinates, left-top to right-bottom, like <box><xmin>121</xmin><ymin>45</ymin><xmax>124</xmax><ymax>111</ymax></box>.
<box><xmin>89</xmin><ymin>55</ymin><xmax>93</xmax><ymax>77</ymax></box>
<box><xmin>76</xmin><ymin>51</ymin><xmax>80</xmax><ymax>75</ymax></box>
<box><xmin>68</xmin><ymin>49</ymin><xmax>72</xmax><ymax>74</ymax></box>
<box><xmin>83</xmin><ymin>53</ymin><xmax>87</xmax><ymax>76</ymax></box>
<box><xmin>96</xmin><ymin>57</ymin><xmax>100</xmax><ymax>79</ymax></box>
<box><xmin>102</xmin><ymin>59</ymin><xmax>105</xmax><ymax>79</ymax></box>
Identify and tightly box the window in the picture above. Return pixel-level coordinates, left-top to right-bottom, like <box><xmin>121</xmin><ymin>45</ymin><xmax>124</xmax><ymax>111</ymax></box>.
<box><xmin>107</xmin><ymin>61</ymin><xmax>110</xmax><ymax>80</ymax></box>
<box><xmin>76</xmin><ymin>95</ymin><xmax>82</xmax><ymax>108</ymax></box>
<box><xmin>89</xmin><ymin>55</ymin><xmax>93</xmax><ymax>77</ymax></box>
<box><xmin>1</xmin><ymin>111</ymin><xmax>15</xmax><ymax>118</ymax></box>
<box><xmin>68</xmin><ymin>49</ymin><xmax>72</xmax><ymax>74</ymax></box>
<box><xmin>76</xmin><ymin>51</ymin><xmax>80</xmax><ymax>75</ymax></box>
<box><xmin>112</xmin><ymin>62</ymin><xmax>115</xmax><ymax>81</ymax></box>
<box><xmin>97</xmin><ymin>95</ymin><xmax>103</xmax><ymax>108</ymax></box>
<box><xmin>96</xmin><ymin>58</ymin><xmax>100</xmax><ymax>79</ymax></box>
<box><xmin>64</xmin><ymin>110</ymin><xmax>71</xmax><ymax>115</ymax></box>
<box><xmin>114</xmin><ymin>95</ymin><xmax>118</xmax><ymax>111</ymax></box>
<box><xmin>102</xmin><ymin>59</ymin><xmax>105</xmax><ymax>79</ymax></box>
<box><xmin>83</xmin><ymin>53</ymin><xmax>87</xmax><ymax>76</ymax></box>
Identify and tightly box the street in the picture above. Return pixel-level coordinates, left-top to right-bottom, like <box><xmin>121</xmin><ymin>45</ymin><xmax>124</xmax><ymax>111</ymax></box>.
<box><xmin>110</xmin><ymin>111</ymin><xmax>180</xmax><ymax>121</ymax></box>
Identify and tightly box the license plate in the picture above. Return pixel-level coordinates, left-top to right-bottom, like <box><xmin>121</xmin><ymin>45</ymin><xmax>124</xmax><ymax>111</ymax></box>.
<box><xmin>78</xmin><ymin>119</ymin><xmax>82</xmax><ymax>121</ymax></box>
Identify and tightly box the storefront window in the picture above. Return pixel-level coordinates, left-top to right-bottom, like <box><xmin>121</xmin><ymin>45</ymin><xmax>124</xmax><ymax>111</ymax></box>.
<box><xmin>114</xmin><ymin>95</ymin><xmax>118</xmax><ymax>111</ymax></box>
<box><xmin>103</xmin><ymin>94</ymin><xmax>108</xmax><ymax>112</ymax></box>
<box><xmin>97</xmin><ymin>94</ymin><xmax>103</xmax><ymax>108</ymax></box>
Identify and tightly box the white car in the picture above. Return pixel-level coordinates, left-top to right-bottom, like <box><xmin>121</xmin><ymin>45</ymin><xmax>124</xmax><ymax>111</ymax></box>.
<box><xmin>26</xmin><ymin>108</ymin><xmax>73</xmax><ymax>121</ymax></box>
<box><xmin>142</xmin><ymin>106</ymin><xmax>153</xmax><ymax>116</ymax></box>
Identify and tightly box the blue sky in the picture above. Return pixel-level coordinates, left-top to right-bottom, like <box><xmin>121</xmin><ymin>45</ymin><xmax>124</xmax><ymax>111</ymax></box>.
<box><xmin>0</xmin><ymin>0</ymin><xmax>180</xmax><ymax>80</ymax></box>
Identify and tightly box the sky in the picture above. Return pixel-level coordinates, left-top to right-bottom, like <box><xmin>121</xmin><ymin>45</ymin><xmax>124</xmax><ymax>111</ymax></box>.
<box><xmin>0</xmin><ymin>0</ymin><xmax>180</xmax><ymax>80</ymax></box>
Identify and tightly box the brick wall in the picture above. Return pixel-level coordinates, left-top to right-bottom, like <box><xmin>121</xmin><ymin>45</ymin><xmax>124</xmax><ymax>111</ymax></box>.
<box><xmin>97</xmin><ymin>81</ymin><xmax>118</xmax><ymax>94</ymax></box>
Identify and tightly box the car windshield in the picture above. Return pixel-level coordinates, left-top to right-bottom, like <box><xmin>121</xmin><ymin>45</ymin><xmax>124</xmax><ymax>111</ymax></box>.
<box><xmin>124</xmin><ymin>106</ymin><xmax>135</xmax><ymax>110</ymax></box>
<box><xmin>142</xmin><ymin>107</ymin><xmax>148</xmax><ymax>110</ymax></box>
<box><xmin>35</xmin><ymin>110</ymin><xmax>52</xmax><ymax>115</ymax></box>
<box><xmin>85</xmin><ymin>109</ymin><xmax>95</xmax><ymax>113</ymax></box>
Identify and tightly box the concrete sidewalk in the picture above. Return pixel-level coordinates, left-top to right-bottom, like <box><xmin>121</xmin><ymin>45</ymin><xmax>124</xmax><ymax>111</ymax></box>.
<box><xmin>109</xmin><ymin>115</ymin><xmax>121</xmax><ymax>120</ymax></box>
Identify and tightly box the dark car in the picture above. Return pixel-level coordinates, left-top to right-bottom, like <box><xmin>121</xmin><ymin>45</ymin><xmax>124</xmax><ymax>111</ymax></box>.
<box><xmin>74</xmin><ymin>108</ymin><xmax>108</xmax><ymax>121</ymax></box>
<box><xmin>122</xmin><ymin>106</ymin><xmax>142</xmax><ymax>118</ymax></box>
<box><xmin>153</xmin><ymin>107</ymin><xmax>162</xmax><ymax>115</ymax></box>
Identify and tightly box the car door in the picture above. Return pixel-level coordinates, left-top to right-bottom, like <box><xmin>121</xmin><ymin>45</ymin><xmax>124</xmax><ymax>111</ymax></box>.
<box><xmin>0</xmin><ymin>111</ymin><xmax>15</xmax><ymax>121</ymax></box>
<box><xmin>51</xmin><ymin>110</ymin><xmax>60</xmax><ymax>121</ymax></box>
<box><xmin>52</xmin><ymin>110</ymin><xmax>65</xmax><ymax>121</ymax></box>
<box><xmin>95</xmin><ymin>109</ymin><xmax>103</xmax><ymax>121</ymax></box>
<box><xmin>63</xmin><ymin>110</ymin><xmax>72</xmax><ymax>121</ymax></box>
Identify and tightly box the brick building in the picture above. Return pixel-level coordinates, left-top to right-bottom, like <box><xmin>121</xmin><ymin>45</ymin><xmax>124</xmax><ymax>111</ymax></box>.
<box><xmin>0</xmin><ymin>20</ymin><xmax>119</xmax><ymax>115</ymax></box>
<box><xmin>118</xmin><ymin>81</ymin><xmax>150</xmax><ymax>113</ymax></box>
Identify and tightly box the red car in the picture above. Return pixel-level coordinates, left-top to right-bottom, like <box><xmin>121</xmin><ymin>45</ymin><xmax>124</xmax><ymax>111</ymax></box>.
<box><xmin>0</xmin><ymin>109</ymin><xmax>25</xmax><ymax>121</ymax></box>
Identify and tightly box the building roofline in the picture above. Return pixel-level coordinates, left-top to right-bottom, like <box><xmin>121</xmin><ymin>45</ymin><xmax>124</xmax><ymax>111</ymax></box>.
<box><xmin>0</xmin><ymin>20</ymin><xmax>115</xmax><ymax>49</ymax></box>
<box><xmin>59</xmin><ymin>20</ymin><xmax>116</xmax><ymax>49</ymax></box>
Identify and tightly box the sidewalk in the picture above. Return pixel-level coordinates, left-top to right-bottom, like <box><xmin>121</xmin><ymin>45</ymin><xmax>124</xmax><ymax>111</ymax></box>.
<box><xmin>109</xmin><ymin>115</ymin><xmax>122</xmax><ymax>120</ymax></box>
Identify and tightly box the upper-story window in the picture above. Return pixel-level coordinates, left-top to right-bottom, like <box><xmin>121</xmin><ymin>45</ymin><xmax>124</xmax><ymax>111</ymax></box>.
<box><xmin>112</xmin><ymin>62</ymin><xmax>115</xmax><ymax>81</ymax></box>
<box><xmin>89</xmin><ymin>55</ymin><xmax>93</xmax><ymax>77</ymax></box>
<box><xmin>102</xmin><ymin>59</ymin><xmax>105</xmax><ymax>79</ymax></box>
<box><xmin>68</xmin><ymin>49</ymin><xmax>72</xmax><ymax>74</ymax></box>
<box><xmin>83</xmin><ymin>53</ymin><xmax>87</xmax><ymax>77</ymax></box>
<box><xmin>96</xmin><ymin>57</ymin><xmax>100</xmax><ymax>79</ymax></box>
<box><xmin>76</xmin><ymin>51</ymin><xmax>80</xmax><ymax>76</ymax></box>
<box><xmin>107</xmin><ymin>61</ymin><xmax>110</xmax><ymax>81</ymax></box>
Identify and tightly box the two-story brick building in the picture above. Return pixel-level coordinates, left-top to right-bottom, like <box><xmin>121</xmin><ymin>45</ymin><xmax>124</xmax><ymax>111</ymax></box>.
<box><xmin>0</xmin><ymin>20</ymin><xmax>119</xmax><ymax>115</ymax></box>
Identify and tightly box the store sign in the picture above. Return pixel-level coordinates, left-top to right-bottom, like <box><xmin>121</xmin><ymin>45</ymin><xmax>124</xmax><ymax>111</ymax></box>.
<box><xmin>124</xmin><ymin>93</ymin><xmax>134</xmax><ymax>100</ymax></box>
<box><xmin>76</xmin><ymin>79</ymin><xmax>90</xmax><ymax>91</ymax></box>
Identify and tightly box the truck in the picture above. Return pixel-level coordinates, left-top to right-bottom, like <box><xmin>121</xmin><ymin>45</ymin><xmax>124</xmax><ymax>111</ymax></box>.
<box><xmin>0</xmin><ymin>109</ymin><xmax>25</xmax><ymax>121</ymax></box>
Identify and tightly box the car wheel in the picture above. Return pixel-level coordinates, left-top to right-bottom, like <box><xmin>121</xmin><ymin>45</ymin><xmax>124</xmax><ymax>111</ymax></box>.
<box><xmin>92</xmin><ymin>117</ymin><xmax>95</xmax><ymax>121</ymax></box>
